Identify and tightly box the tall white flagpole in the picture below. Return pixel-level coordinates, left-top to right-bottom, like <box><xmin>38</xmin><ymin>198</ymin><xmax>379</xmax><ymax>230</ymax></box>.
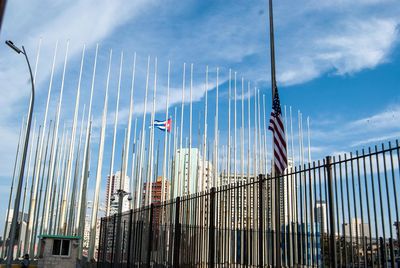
<box><xmin>146</xmin><ymin>57</ymin><xmax>157</xmax><ymax>206</ymax></box>
<box><xmin>106</xmin><ymin>51</ymin><xmax>123</xmax><ymax>216</ymax></box>
<box><xmin>177</xmin><ymin>63</ymin><xmax>186</xmax><ymax>197</ymax></box>
<box><xmin>53</xmin><ymin>123</ymin><xmax>68</xmax><ymax>233</ymax></box>
<box><xmin>19</xmin><ymin>118</ymin><xmax>36</xmax><ymax>255</ymax></box>
<box><xmin>171</xmin><ymin>106</ymin><xmax>177</xmax><ymax>196</ymax></box>
<box><xmin>44</xmin><ymin>41</ymin><xmax>69</xmax><ymax>234</ymax></box>
<box><xmin>23</xmin><ymin>123</ymin><xmax>42</xmax><ymax>249</ymax></box>
<box><xmin>60</xmin><ymin>44</ymin><xmax>85</xmax><ymax>234</ymax></box>
<box><xmin>2</xmin><ymin>118</ymin><xmax>24</xmax><ymax>258</ymax></box>
<box><xmin>88</xmin><ymin>49</ymin><xmax>112</xmax><ymax>261</ymax></box>
<box><xmin>202</xmin><ymin>66</ymin><xmax>208</xmax><ymax>192</ymax></box>
<box><xmin>77</xmin><ymin>119</ymin><xmax>92</xmax><ymax>259</ymax></box>
<box><xmin>289</xmin><ymin>107</ymin><xmax>295</xmax><ymax>167</ymax></box>
<box><xmin>241</xmin><ymin>77</ymin><xmax>245</xmax><ymax>180</ymax></box>
<box><xmin>76</xmin><ymin>44</ymin><xmax>98</xmax><ymax>235</ymax></box>
<box><xmin>263</xmin><ymin>94</ymin><xmax>268</xmax><ymax>174</ymax></box>
<box><xmin>257</xmin><ymin>89</ymin><xmax>262</xmax><ymax>173</ymax></box>
<box><xmin>247</xmin><ymin>82</ymin><xmax>251</xmax><ymax>181</ymax></box>
<box><xmin>253</xmin><ymin>87</ymin><xmax>258</xmax><ymax>177</ymax></box>
<box><xmin>130</xmin><ymin>118</ymin><xmax>138</xmax><ymax>208</ymax></box>
<box><xmin>214</xmin><ymin>67</ymin><xmax>219</xmax><ymax>187</ymax></box>
<box><xmin>188</xmin><ymin>63</ymin><xmax>193</xmax><ymax>195</ymax></box>
<box><xmin>122</xmin><ymin>53</ymin><xmax>136</xmax><ymax>210</ymax></box>
<box><xmin>67</xmin><ymin>104</ymin><xmax>86</xmax><ymax>235</ymax></box>
<box><xmin>227</xmin><ymin>69</ymin><xmax>231</xmax><ymax>184</ymax></box>
<box><xmin>136</xmin><ymin>56</ymin><xmax>151</xmax><ymax>209</ymax></box>
<box><xmin>307</xmin><ymin>116</ymin><xmax>311</xmax><ymax>163</ymax></box>
<box><xmin>162</xmin><ymin>61</ymin><xmax>170</xmax><ymax>204</ymax></box>
<box><xmin>234</xmin><ymin>71</ymin><xmax>237</xmax><ymax>183</ymax></box>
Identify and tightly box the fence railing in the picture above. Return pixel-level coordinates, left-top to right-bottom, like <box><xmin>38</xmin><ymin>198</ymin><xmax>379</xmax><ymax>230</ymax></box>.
<box><xmin>97</xmin><ymin>140</ymin><xmax>400</xmax><ymax>267</ymax></box>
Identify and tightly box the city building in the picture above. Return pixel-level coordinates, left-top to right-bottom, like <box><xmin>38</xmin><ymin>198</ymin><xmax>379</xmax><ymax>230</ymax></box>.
<box><xmin>314</xmin><ymin>201</ymin><xmax>328</xmax><ymax>234</ymax></box>
<box><xmin>342</xmin><ymin>218</ymin><xmax>370</xmax><ymax>241</ymax></box>
<box><xmin>105</xmin><ymin>171</ymin><xmax>130</xmax><ymax>215</ymax></box>
<box><xmin>142</xmin><ymin>176</ymin><xmax>171</xmax><ymax>205</ymax></box>
<box><xmin>171</xmin><ymin>148</ymin><xmax>213</xmax><ymax>198</ymax></box>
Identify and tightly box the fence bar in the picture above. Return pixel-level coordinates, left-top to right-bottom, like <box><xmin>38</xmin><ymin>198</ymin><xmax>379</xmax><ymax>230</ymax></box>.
<box><xmin>127</xmin><ymin>209</ymin><xmax>133</xmax><ymax>267</ymax></box>
<box><xmin>147</xmin><ymin>204</ymin><xmax>154</xmax><ymax>268</ymax></box>
<box><xmin>209</xmin><ymin>187</ymin><xmax>216</xmax><ymax>268</ymax></box>
<box><xmin>258</xmin><ymin>174</ymin><xmax>264</xmax><ymax>267</ymax></box>
<box><xmin>173</xmin><ymin>197</ymin><xmax>181</xmax><ymax>268</ymax></box>
<box><xmin>326</xmin><ymin>156</ymin><xmax>337</xmax><ymax>267</ymax></box>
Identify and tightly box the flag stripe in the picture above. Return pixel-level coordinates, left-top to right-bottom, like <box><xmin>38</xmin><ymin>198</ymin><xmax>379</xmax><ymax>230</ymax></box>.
<box><xmin>268</xmin><ymin>86</ymin><xmax>287</xmax><ymax>175</ymax></box>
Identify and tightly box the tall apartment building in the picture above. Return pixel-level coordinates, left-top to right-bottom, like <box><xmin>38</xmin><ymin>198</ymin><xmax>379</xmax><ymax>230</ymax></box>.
<box><xmin>171</xmin><ymin>148</ymin><xmax>213</xmax><ymax>198</ymax></box>
<box><xmin>105</xmin><ymin>171</ymin><xmax>130</xmax><ymax>215</ymax></box>
<box><xmin>314</xmin><ymin>201</ymin><xmax>328</xmax><ymax>234</ymax></box>
<box><xmin>142</xmin><ymin>176</ymin><xmax>171</xmax><ymax>206</ymax></box>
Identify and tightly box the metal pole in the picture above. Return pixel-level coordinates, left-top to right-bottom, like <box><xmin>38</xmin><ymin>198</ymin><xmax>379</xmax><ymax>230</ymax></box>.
<box><xmin>209</xmin><ymin>187</ymin><xmax>216</xmax><ymax>268</ymax></box>
<box><xmin>147</xmin><ymin>204</ymin><xmax>155</xmax><ymax>268</ymax></box>
<box><xmin>173</xmin><ymin>197</ymin><xmax>181</xmax><ymax>268</ymax></box>
<box><xmin>258</xmin><ymin>174</ymin><xmax>264</xmax><ymax>267</ymax></box>
<box><xmin>326</xmin><ymin>156</ymin><xmax>336</xmax><ymax>267</ymax></box>
<box><xmin>7</xmin><ymin>45</ymin><xmax>35</xmax><ymax>267</ymax></box>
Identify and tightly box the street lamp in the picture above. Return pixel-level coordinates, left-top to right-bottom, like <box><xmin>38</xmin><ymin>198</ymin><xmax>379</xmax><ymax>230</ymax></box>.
<box><xmin>5</xmin><ymin>40</ymin><xmax>35</xmax><ymax>267</ymax></box>
<box><xmin>110</xmin><ymin>189</ymin><xmax>131</xmax><ymax>264</ymax></box>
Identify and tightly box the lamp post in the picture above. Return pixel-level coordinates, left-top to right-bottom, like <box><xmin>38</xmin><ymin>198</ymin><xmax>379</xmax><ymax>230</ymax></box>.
<box><xmin>110</xmin><ymin>189</ymin><xmax>132</xmax><ymax>264</ymax></box>
<box><xmin>5</xmin><ymin>40</ymin><xmax>35</xmax><ymax>267</ymax></box>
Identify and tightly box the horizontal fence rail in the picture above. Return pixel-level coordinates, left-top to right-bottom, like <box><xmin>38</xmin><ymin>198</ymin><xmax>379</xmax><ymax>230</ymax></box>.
<box><xmin>98</xmin><ymin>141</ymin><xmax>400</xmax><ymax>267</ymax></box>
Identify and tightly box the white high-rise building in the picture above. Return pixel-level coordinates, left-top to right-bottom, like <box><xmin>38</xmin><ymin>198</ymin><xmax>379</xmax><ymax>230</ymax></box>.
<box><xmin>171</xmin><ymin>148</ymin><xmax>213</xmax><ymax>198</ymax></box>
<box><xmin>343</xmin><ymin>218</ymin><xmax>370</xmax><ymax>241</ymax></box>
<box><xmin>315</xmin><ymin>201</ymin><xmax>328</xmax><ymax>234</ymax></box>
<box><xmin>105</xmin><ymin>171</ymin><xmax>130</xmax><ymax>215</ymax></box>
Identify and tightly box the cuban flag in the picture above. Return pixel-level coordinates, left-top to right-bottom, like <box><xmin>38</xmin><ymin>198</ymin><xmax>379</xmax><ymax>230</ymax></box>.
<box><xmin>152</xmin><ymin>118</ymin><xmax>172</xmax><ymax>132</ymax></box>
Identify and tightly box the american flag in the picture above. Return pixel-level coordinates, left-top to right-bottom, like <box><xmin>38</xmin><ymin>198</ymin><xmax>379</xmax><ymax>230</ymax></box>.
<box><xmin>268</xmin><ymin>85</ymin><xmax>287</xmax><ymax>174</ymax></box>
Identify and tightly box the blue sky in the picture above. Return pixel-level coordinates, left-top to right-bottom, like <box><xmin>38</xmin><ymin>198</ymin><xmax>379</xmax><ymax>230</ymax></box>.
<box><xmin>0</xmin><ymin>0</ymin><xmax>399</xmax><ymax>232</ymax></box>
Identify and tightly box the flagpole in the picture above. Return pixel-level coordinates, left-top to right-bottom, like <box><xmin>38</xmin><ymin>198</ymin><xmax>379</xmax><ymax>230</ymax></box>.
<box><xmin>106</xmin><ymin>51</ymin><xmax>123</xmax><ymax>216</ymax></box>
<box><xmin>32</xmin><ymin>120</ymin><xmax>53</xmax><ymax>255</ymax></box>
<box><xmin>136</xmin><ymin>56</ymin><xmax>151</xmax><ymax>208</ymax></box>
<box><xmin>214</xmin><ymin>67</ymin><xmax>219</xmax><ymax>188</ymax></box>
<box><xmin>171</xmin><ymin>106</ymin><xmax>177</xmax><ymax>197</ymax></box>
<box><xmin>88</xmin><ymin>49</ymin><xmax>112</xmax><ymax>261</ymax></box>
<box><xmin>77</xmin><ymin>119</ymin><xmax>92</xmax><ymax>258</ymax></box>
<box><xmin>227</xmin><ymin>69</ymin><xmax>231</xmax><ymax>185</ymax></box>
<box><xmin>241</xmin><ymin>77</ymin><xmax>245</xmax><ymax>181</ymax></box>
<box><xmin>147</xmin><ymin>57</ymin><xmax>157</xmax><ymax>205</ymax></box>
<box><xmin>307</xmin><ymin>116</ymin><xmax>311</xmax><ymax>163</ymax></box>
<box><xmin>130</xmin><ymin>118</ymin><xmax>138</xmax><ymax>209</ymax></box>
<box><xmin>177</xmin><ymin>63</ymin><xmax>185</xmax><ymax>198</ymax></box>
<box><xmin>290</xmin><ymin>107</ymin><xmax>295</xmax><ymax>167</ymax></box>
<box><xmin>51</xmin><ymin>124</ymin><xmax>66</xmax><ymax>234</ymax></box>
<box><xmin>202</xmin><ymin>66</ymin><xmax>208</xmax><ymax>192</ymax></box>
<box><xmin>76</xmin><ymin>44</ymin><xmax>98</xmax><ymax>238</ymax></box>
<box><xmin>24</xmin><ymin>123</ymin><xmax>42</xmax><ymax>251</ymax></box>
<box><xmin>162</xmin><ymin>61</ymin><xmax>170</xmax><ymax>204</ymax></box>
<box><xmin>188</xmin><ymin>63</ymin><xmax>193</xmax><ymax>195</ymax></box>
<box><xmin>18</xmin><ymin>117</ymin><xmax>36</xmax><ymax>255</ymax></box>
<box><xmin>67</xmin><ymin>104</ymin><xmax>86</xmax><ymax>235</ymax></box>
<box><xmin>122</xmin><ymin>52</ymin><xmax>136</xmax><ymax>210</ymax></box>
<box><xmin>1</xmin><ymin>118</ymin><xmax>25</xmax><ymax>258</ymax></box>
<box><xmin>44</xmin><ymin>41</ymin><xmax>69</xmax><ymax>234</ymax></box>
<box><xmin>53</xmin><ymin>123</ymin><xmax>68</xmax><ymax>233</ymax></box>
<box><xmin>61</xmin><ymin>44</ymin><xmax>85</xmax><ymax>235</ymax></box>
<box><xmin>263</xmin><ymin>94</ymin><xmax>268</xmax><ymax>174</ymax></box>
<box><xmin>234</xmin><ymin>71</ymin><xmax>237</xmax><ymax>184</ymax></box>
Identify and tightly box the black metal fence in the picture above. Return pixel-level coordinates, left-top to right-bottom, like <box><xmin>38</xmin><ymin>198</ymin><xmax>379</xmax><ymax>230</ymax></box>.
<box><xmin>97</xmin><ymin>141</ymin><xmax>400</xmax><ymax>267</ymax></box>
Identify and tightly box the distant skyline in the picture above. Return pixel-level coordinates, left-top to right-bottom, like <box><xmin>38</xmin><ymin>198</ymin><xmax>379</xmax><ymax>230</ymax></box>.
<box><xmin>0</xmin><ymin>0</ymin><xmax>399</xmax><ymax>233</ymax></box>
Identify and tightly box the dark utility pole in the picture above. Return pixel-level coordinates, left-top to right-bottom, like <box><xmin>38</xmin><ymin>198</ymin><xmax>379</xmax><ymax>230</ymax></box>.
<box><xmin>5</xmin><ymin>41</ymin><xmax>35</xmax><ymax>267</ymax></box>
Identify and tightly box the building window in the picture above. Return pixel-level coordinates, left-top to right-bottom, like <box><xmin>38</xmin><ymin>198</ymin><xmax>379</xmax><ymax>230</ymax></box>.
<box><xmin>52</xmin><ymin>239</ymin><xmax>70</xmax><ymax>256</ymax></box>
